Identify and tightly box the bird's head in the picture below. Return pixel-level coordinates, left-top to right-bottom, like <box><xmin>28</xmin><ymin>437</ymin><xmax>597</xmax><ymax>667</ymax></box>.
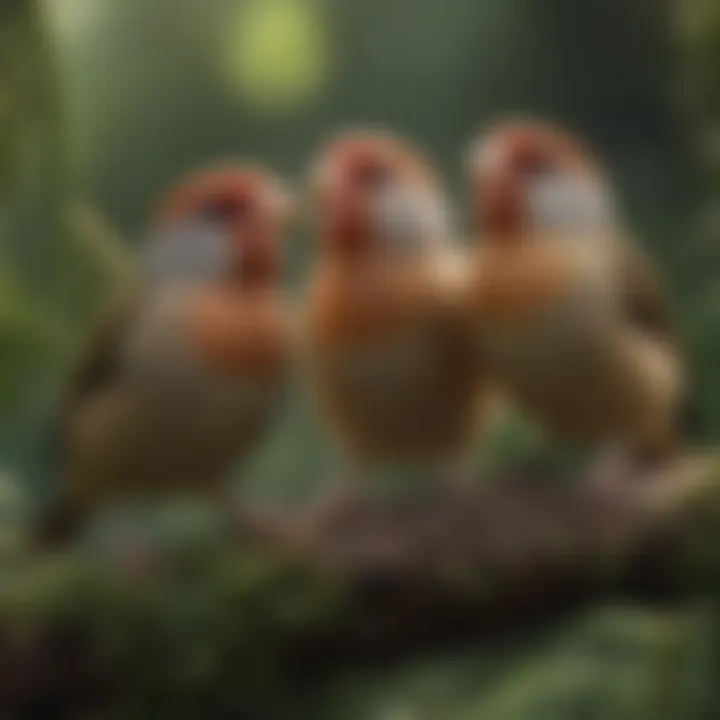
<box><xmin>146</xmin><ymin>166</ymin><xmax>293</xmax><ymax>288</ymax></box>
<box><xmin>311</xmin><ymin>131</ymin><xmax>450</xmax><ymax>260</ymax></box>
<box><xmin>467</xmin><ymin>121</ymin><xmax>615</xmax><ymax>245</ymax></box>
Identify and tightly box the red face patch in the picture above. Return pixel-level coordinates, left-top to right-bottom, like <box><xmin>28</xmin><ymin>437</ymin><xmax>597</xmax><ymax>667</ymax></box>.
<box><xmin>155</xmin><ymin>168</ymin><xmax>283</xmax><ymax>285</ymax></box>
<box><xmin>474</xmin><ymin>123</ymin><xmax>591</xmax><ymax>238</ymax></box>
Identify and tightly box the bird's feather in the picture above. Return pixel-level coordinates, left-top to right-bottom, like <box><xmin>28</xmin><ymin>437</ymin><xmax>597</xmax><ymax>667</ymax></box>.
<box><xmin>53</xmin><ymin>289</ymin><xmax>144</xmax><ymax>469</ymax></box>
<box><xmin>618</xmin><ymin>241</ymin><xmax>678</xmax><ymax>343</ymax></box>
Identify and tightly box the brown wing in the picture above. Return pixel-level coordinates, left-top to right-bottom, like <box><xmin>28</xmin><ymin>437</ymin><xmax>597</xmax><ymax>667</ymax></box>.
<box><xmin>53</xmin><ymin>288</ymin><xmax>144</xmax><ymax>467</ymax></box>
<box><xmin>619</xmin><ymin>240</ymin><xmax>699</xmax><ymax>437</ymax></box>
<box><xmin>619</xmin><ymin>241</ymin><xmax>679</xmax><ymax>344</ymax></box>
<box><xmin>38</xmin><ymin>288</ymin><xmax>144</xmax><ymax>544</ymax></box>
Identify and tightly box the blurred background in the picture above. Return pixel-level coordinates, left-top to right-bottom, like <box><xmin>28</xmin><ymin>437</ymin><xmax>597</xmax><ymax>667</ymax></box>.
<box><xmin>6</xmin><ymin>0</ymin><xmax>718</xmax><ymax>496</ymax></box>
<box><xmin>0</xmin><ymin>0</ymin><xmax>718</xmax><ymax>716</ymax></box>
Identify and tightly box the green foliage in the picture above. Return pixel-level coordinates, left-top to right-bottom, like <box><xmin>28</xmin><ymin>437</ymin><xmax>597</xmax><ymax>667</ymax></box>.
<box><xmin>677</xmin><ymin>0</ymin><xmax>720</xmax><ymax>160</ymax></box>
<box><xmin>307</xmin><ymin>608</ymin><xmax>710</xmax><ymax>720</ymax></box>
<box><xmin>0</xmin><ymin>526</ymin><xmax>350</xmax><ymax>717</ymax></box>
<box><xmin>0</xmin><ymin>517</ymin><xmax>714</xmax><ymax>720</ymax></box>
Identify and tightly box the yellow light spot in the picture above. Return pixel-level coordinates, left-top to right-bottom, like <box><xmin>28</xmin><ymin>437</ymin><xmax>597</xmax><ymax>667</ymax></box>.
<box><xmin>224</xmin><ymin>0</ymin><xmax>329</xmax><ymax>114</ymax></box>
<box><xmin>43</xmin><ymin>0</ymin><xmax>98</xmax><ymax>45</ymax></box>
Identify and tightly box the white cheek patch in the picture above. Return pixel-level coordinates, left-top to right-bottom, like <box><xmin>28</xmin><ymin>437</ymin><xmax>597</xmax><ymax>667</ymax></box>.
<box><xmin>142</xmin><ymin>221</ymin><xmax>232</xmax><ymax>286</ymax></box>
<box><xmin>528</xmin><ymin>175</ymin><xmax>615</xmax><ymax>235</ymax></box>
<box><xmin>374</xmin><ymin>184</ymin><xmax>452</xmax><ymax>251</ymax></box>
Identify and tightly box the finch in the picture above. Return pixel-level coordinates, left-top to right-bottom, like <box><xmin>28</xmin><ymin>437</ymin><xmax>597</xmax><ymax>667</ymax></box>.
<box><xmin>40</xmin><ymin>166</ymin><xmax>295</xmax><ymax>542</ymax></box>
<box><xmin>465</xmin><ymin>120</ymin><xmax>689</xmax><ymax>472</ymax></box>
<box><xmin>305</xmin><ymin>130</ymin><xmax>486</xmax><ymax>499</ymax></box>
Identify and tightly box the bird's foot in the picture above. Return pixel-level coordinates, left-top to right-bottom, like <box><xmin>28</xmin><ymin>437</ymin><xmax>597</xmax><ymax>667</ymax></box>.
<box><xmin>99</xmin><ymin>521</ymin><xmax>162</xmax><ymax>583</ymax></box>
<box><xmin>440</xmin><ymin>460</ymin><xmax>478</xmax><ymax>496</ymax></box>
<box><xmin>215</xmin><ymin>487</ymin><xmax>287</xmax><ymax>541</ymax></box>
<box><xmin>586</xmin><ymin>444</ymin><xmax>678</xmax><ymax>495</ymax></box>
<box><xmin>305</xmin><ymin>474</ymin><xmax>365</xmax><ymax>530</ymax></box>
<box><xmin>585</xmin><ymin>446</ymin><xmax>631</xmax><ymax>492</ymax></box>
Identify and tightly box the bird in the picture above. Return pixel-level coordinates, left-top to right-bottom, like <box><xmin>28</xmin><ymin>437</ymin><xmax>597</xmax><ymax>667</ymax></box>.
<box><xmin>464</xmin><ymin>119</ymin><xmax>689</xmax><ymax>476</ymax></box>
<box><xmin>38</xmin><ymin>166</ymin><xmax>295</xmax><ymax>543</ymax></box>
<box><xmin>303</xmin><ymin>130</ymin><xmax>487</xmax><ymax>508</ymax></box>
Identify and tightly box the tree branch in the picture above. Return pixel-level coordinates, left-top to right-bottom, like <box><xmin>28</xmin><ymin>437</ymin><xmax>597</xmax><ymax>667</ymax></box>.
<box><xmin>0</xmin><ymin>455</ymin><xmax>718</xmax><ymax>716</ymax></box>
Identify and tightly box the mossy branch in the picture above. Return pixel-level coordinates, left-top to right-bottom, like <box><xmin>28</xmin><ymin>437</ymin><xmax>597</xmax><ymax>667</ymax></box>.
<box><xmin>0</xmin><ymin>455</ymin><xmax>719</xmax><ymax>717</ymax></box>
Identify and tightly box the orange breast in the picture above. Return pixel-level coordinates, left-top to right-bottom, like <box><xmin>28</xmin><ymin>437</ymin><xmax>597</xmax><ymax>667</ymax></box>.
<box><xmin>471</xmin><ymin>240</ymin><xmax>574</xmax><ymax>328</ymax></box>
<box><xmin>307</xmin><ymin>260</ymin><xmax>484</xmax><ymax>463</ymax></box>
<box><xmin>308</xmin><ymin>261</ymin><xmax>440</xmax><ymax>350</ymax></box>
<box><xmin>190</xmin><ymin>287</ymin><xmax>291</xmax><ymax>377</ymax></box>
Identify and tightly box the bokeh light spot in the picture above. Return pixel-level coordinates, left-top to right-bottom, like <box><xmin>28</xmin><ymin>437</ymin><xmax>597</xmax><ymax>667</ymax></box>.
<box><xmin>224</xmin><ymin>0</ymin><xmax>330</xmax><ymax>114</ymax></box>
<box><xmin>43</xmin><ymin>0</ymin><xmax>98</xmax><ymax>45</ymax></box>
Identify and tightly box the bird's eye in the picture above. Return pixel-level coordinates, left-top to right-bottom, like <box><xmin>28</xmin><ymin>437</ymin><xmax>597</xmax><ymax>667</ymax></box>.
<box><xmin>200</xmin><ymin>195</ymin><xmax>255</xmax><ymax>224</ymax></box>
<box><xmin>519</xmin><ymin>155</ymin><xmax>553</xmax><ymax>178</ymax></box>
<box><xmin>201</xmin><ymin>198</ymin><xmax>237</xmax><ymax>222</ymax></box>
<box><xmin>351</xmin><ymin>161</ymin><xmax>390</xmax><ymax>189</ymax></box>
<box><xmin>504</xmin><ymin>142</ymin><xmax>553</xmax><ymax>178</ymax></box>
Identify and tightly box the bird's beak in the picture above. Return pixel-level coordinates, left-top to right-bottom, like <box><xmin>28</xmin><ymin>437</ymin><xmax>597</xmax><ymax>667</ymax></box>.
<box><xmin>468</xmin><ymin>137</ymin><xmax>505</xmax><ymax>178</ymax></box>
<box><xmin>270</xmin><ymin>182</ymin><xmax>296</xmax><ymax>229</ymax></box>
